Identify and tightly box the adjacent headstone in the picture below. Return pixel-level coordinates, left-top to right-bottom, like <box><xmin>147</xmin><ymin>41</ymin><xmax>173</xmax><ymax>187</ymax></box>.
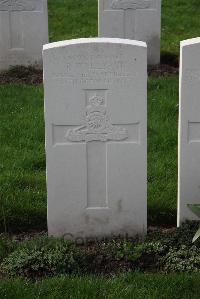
<box><xmin>98</xmin><ymin>0</ymin><xmax>161</xmax><ymax>65</ymax></box>
<box><xmin>178</xmin><ymin>38</ymin><xmax>200</xmax><ymax>226</ymax></box>
<box><xmin>0</xmin><ymin>0</ymin><xmax>48</xmax><ymax>70</ymax></box>
<box><xmin>43</xmin><ymin>38</ymin><xmax>147</xmax><ymax>239</ymax></box>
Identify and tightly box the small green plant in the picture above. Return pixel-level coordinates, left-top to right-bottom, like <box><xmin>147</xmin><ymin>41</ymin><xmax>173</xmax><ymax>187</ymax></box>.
<box><xmin>188</xmin><ymin>204</ymin><xmax>200</xmax><ymax>242</ymax></box>
<box><xmin>144</xmin><ymin>241</ymin><xmax>168</xmax><ymax>255</ymax></box>
<box><xmin>107</xmin><ymin>240</ymin><xmax>144</xmax><ymax>262</ymax></box>
<box><xmin>0</xmin><ymin>237</ymin><xmax>15</xmax><ymax>262</ymax></box>
<box><xmin>147</xmin><ymin>222</ymin><xmax>200</xmax><ymax>248</ymax></box>
<box><xmin>1</xmin><ymin>237</ymin><xmax>88</xmax><ymax>278</ymax></box>
<box><xmin>161</xmin><ymin>245</ymin><xmax>200</xmax><ymax>272</ymax></box>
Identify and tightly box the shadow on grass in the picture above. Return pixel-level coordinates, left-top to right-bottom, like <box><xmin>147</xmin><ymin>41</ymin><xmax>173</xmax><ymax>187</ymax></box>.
<box><xmin>148</xmin><ymin>206</ymin><xmax>176</xmax><ymax>228</ymax></box>
<box><xmin>161</xmin><ymin>51</ymin><xmax>179</xmax><ymax>68</ymax></box>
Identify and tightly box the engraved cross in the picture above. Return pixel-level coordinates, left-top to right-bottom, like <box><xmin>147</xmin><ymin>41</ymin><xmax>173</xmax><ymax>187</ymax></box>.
<box><xmin>52</xmin><ymin>91</ymin><xmax>140</xmax><ymax>210</ymax></box>
<box><xmin>108</xmin><ymin>0</ymin><xmax>152</xmax><ymax>38</ymax></box>
<box><xmin>0</xmin><ymin>0</ymin><xmax>38</xmax><ymax>49</ymax></box>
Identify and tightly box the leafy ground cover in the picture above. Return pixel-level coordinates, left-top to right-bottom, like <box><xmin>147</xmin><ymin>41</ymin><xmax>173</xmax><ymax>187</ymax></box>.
<box><xmin>0</xmin><ymin>223</ymin><xmax>199</xmax><ymax>297</ymax></box>
<box><xmin>0</xmin><ymin>222</ymin><xmax>199</xmax><ymax>280</ymax></box>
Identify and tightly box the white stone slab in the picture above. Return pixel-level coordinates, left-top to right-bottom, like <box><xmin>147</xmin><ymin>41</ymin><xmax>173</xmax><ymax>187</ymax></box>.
<box><xmin>178</xmin><ymin>37</ymin><xmax>200</xmax><ymax>226</ymax></box>
<box><xmin>43</xmin><ymin>38</ymin><xmax>147</xmax><ymax>239</ymax></box>
<box><xmin>98</xmin><ymin>0</ymin><xmax>161</xmax><ymax>65</ymax></box>
<box><xmin>0</xmin><ymin>0</ymin><xmax>48</xmax><ymax>70</ymax></box>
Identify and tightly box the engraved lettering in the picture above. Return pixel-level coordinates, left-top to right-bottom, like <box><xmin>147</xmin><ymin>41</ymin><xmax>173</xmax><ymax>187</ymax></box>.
<box><xmin>50</xmin><ymin>53</ymin><xmax>138</xmax><ymax>86</ymax></box>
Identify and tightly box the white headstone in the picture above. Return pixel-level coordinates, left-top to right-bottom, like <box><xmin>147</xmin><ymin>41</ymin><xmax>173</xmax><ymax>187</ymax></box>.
<box><xmin>98</xmin><ymin>0</ymin><xmax>161</xmax><ymax>65</ymax></box>
<box><xmin>0</xmin><ymin>0</ymin><xmax>48</xmax><ymax>70</ymax></box>
<box><xmin>178</xmin><ymin>38</ymin><xmax>200</xmax><ymax>226</ymax></box>
<box><xmin>43</xmin><ymin>38</ymin><xmax>147</xmax><ymax>239</ymax></box>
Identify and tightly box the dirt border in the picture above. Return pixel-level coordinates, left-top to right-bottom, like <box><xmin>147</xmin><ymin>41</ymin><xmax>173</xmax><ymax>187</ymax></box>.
<box><xmin>0</xmin><ymin>66</ymin><xmax>43</xmax><ymax>85</ymax></box>
<box><xmin>0</xmin><ymin>62</ymin><xmax>179</xmax><ymax>85</ymax></box>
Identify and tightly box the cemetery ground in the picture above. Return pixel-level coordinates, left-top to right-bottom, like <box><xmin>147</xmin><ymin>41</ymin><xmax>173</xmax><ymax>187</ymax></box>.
<box><xmin>0</xmin><ymin>0</ymin><xmax>200</xmax><ymax>297</ymax></box>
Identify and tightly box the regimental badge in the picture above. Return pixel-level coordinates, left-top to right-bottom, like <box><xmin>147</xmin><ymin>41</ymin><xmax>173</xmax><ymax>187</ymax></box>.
<box><xmin>67</xmin><ymin>95</ymin><xmax>128</xmax><ymax>142</ymax></box>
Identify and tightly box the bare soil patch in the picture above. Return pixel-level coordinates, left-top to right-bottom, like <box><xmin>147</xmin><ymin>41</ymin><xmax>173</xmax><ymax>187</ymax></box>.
<box><xmin>0</xmin><ymin>54</ymin><xmax>179</xmax><ymax>85</ymax></box>
<box><xmin>0</xmin><ymin>66</ymin><xmax>43</xmax><ymax>85</ymax></box>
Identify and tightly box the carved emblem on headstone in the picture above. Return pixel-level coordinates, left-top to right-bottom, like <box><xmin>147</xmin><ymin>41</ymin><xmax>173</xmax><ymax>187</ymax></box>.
<box><xmin>111</xmin><ymin>0</ymin><xmax>151</xmax><ymax>10</ymax></box>
<box><xmin>0</xmin><ymin>0</ymin><xmax>36</xmax><ymax>11</ymax></box>
<box><xmin>67</xmin><ymin>95</ymin><xmax>128</xmax><ymax>142</ymax></box>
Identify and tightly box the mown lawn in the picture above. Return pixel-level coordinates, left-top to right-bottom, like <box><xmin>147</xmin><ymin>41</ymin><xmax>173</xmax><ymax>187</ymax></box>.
<box><xmin>0</xmin><ymin>85</ymin><xmax>46</xmax><ymax>232</ymax></box>
<box><xmin>48</xmin><ymin>0</ymin><xmax>200</xmax><ymax>56</ymax></box>
<box><xmin>0</xmin><ymin>273</ymin><xmax>199</xmax><ymax>299</ymax></box>
<box><xmin>0</xmin><ymin>76</ymin><xmax>178</xmax><ymax>231</ymax></box>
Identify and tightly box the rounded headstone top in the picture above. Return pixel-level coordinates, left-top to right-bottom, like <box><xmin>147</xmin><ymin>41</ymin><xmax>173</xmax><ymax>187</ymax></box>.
<box><xmin>43</xmin><ymin>38</ymin><xmax>147</xmax><ymax>51</ymax></box>
<box><xmin>180</xmin><ymin>37</ymin><xmax>200</xmax><ymax>48</ymax></box>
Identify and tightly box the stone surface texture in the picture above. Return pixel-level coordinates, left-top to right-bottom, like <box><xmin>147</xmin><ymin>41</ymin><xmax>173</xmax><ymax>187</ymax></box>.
<box><xmin>43</xmin><ymin>38</ymin><xmax>147</xmax><ymax>239</ymax></box>
<box><xmin>0</xmin><ymin>0</ymin><xmax>48</xmax><ymax>70</ymax></box>
<box><xmin>178</xmin><ymin>38</ymin><xmax>200</xmax><ymax>226</ymax></box>
<box><xmin>98</xmin><ymin>0</ymin><xmax>161</xmax><ymax>65</ymax></box>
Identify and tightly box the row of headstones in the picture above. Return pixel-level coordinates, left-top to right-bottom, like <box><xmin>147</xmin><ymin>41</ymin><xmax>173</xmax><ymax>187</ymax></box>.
<box><xmin>43</xmin><ymin>37</ymin><xmax>200</xmax><ymax>239</ymax></box>
<box><xmin>1</xmin><ymin>0</ymin><xmax>199</xmax><ymax>238</ymax></box>
<box><xmin>0</xmin><ymin>0</ymin><xmax>161</xmax><ymax>71</ymax></box>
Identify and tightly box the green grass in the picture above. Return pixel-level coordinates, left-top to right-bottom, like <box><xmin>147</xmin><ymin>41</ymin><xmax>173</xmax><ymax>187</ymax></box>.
<box><xmin>0</xmin><ymin>273</ymin><xmax>199</xmax><ymax>298</ymax></box>
<box><xmin>0</xmin><ymin>76</ymin><xmax>178</xmax><ymax>231</ymax></box>
<box><xmin>48</xmin><ymin>0</ymin><xmax>200</xmax><ymax>57</ymax></box>
<box><xmin>148</xmin><ymin>76</ymin><xmax>178</xmax><ymax>225</ymax></box>
<box><xmin>161</xmin><ymin>0</ymin><xmax>200</xmax><ymax>56</ymax></box>
<box><xmin>0</xmin><ymin>0</ymin><xmax>199</xmax><ymax>232</ymax></box>
<box><xmin>0</xmin><ymin>85</ymin><xmax>46</xmax><ymax>232</ymax></box>
<box><xmin>48</xmin><ymin>0</ymin><xmax>98</xmax><ymax>41</ymax></box>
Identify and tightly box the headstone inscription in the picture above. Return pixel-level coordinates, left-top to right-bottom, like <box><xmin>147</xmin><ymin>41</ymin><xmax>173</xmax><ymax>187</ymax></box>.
<box><xmin>178</xmin><ymin>38</ymin><xmax>200</xmax><ymax>225</ymax></box>
<box><xmin>43</xmin><ymin>38</ymin><xmax>147</xmax><ymax>239</ymax></box>
<box><xmin>98</xmin><ymin>0</ymin><xmax>161</xmax><ymax>65</ymax></box>
<box><xmin>0</xmin><ymin>0</ymin><xmax>48</xmax><ymax>70</ymax></box>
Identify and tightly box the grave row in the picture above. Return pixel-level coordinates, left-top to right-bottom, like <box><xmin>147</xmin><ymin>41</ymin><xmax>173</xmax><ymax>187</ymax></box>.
<box><xmin>0</xmin><ymin>0</ymin><xmax>161</xmax><ymax>70</ymax></box>
<box><xmin>43</xmin><ymin>37</ymin><xmax>200</xmax><ymax>239</ymax></box>
<box><xmin>1</xmin><ymin>1</ymin><xmax>199</xmax><ymax>238</ymax></box>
